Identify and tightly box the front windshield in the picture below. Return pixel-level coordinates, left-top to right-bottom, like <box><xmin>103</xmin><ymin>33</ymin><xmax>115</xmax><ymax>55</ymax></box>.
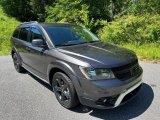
<box><xmin>44</xmin><ymin>25</ymin><xmax>100</xmax><ymax>46</ymax></box>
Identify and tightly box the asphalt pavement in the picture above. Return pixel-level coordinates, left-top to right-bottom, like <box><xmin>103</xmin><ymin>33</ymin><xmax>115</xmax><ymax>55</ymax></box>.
<box><xmin>0</xmin><ymin>56</ymin><xmax>160</xmax><ymax>120</ymax></box>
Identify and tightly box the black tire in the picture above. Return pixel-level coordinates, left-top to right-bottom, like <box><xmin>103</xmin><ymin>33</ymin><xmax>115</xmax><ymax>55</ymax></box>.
<box><xmin>12</xmin><ymin>52</ymin><xmax>26</xmax><ymax>73</ymax></box>
<box><xmin>52</xmin><ymin>72</ymin><xmax>79</xmax><ymax>109</ymax></box>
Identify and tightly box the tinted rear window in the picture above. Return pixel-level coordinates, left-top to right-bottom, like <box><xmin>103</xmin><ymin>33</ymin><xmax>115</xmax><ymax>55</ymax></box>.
<box><xmin>19</xmin><ymin>27</ymin><xmax>30</xmax><ymax>41</ymax></box>
<box><xmin>13</xmin><ymin>28</ymin><xmax>20</xmax><ymax>38</ymax></box>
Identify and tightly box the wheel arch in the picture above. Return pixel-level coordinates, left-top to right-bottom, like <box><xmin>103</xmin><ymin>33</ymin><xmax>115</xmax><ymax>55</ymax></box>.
<box><xmin>47</xmin><ymin>60</ymin><xmax>77</xmax><ymax>86</ymax></box>
<box><xmin>11</xmin><ymin>47</ymin><xmax>16</xmax><ymax>58</ymax></box>
<box><xmin>11</xmin><ymin>47</ymin><xmax>19</xmax><ymax>58</ymax></box>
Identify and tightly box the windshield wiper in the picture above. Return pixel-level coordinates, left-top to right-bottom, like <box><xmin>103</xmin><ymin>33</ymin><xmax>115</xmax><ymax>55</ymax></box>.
<box><xmin>84</xmin><ymin>40</ymin><xmax>101</xmax><ymax>43</ymax></box>
<box><xmin>55</xmin><ymin>43</ymin><xmax>81</xmax><ymax>47</ymax></box>
<box><xmin>55</xmin><ymin>41</ymin><xmax>101</xmax><ymax>47</ymax></box>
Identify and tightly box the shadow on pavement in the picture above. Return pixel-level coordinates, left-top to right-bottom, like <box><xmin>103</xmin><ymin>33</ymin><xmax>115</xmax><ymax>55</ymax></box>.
<box><xmin>28</xmin><ymin>73</ymin><xmax>53</xmax><ymax>92</ymax></box>
<box><xmin>71</xmin><ymin>83</ymin><xmax>154</xmax><ymax>120</ymax></box>
<box><xmin>27</xmin><ymin>73</ymin><xmax>154</xmax><ymax>120</ymax></box>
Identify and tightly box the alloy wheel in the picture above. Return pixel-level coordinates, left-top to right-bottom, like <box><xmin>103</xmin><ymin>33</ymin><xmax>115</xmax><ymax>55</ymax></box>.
<box><xmin>53</xmin><ymin>77</ymin><xmax>71</xmax><ymax>106</ymax></box>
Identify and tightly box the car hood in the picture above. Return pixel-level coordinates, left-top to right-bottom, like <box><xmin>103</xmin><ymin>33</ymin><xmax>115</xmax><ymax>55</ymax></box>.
<box><xmin>57</xmin><ymin>42</ymin><xmax>137</xmax><ymax>68</ymax></box>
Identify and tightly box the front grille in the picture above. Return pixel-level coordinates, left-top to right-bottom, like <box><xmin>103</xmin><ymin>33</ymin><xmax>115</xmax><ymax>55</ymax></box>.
<box><xmin>111</xmin><ymin>60</ymin><xmax>141</xmax><ymax>80</ymax></box>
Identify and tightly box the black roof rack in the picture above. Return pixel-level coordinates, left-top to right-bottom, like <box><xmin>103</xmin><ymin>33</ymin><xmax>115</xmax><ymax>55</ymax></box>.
<box><xmin>20</xmin><ymin>21</ymin><xmax>38</xmax><ymax>25</ymax></box>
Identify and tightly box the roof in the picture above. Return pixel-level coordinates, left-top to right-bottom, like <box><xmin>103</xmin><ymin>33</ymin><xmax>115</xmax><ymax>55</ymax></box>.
<box><xmin>19</xmin><ymin>21</ymin><xmax>77</xmax><ymax>28</ymax></box>
<box><xmin>40</xmin><ymin>22</ymin><xmax>77</xmax><ymax>27</ymax></box>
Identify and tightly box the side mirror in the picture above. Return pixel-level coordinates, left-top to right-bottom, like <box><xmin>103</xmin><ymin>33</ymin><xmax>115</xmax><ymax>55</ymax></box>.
<box><xmin>32</xmin><ymin>39</ymin><xmax>45</xmax><ymax>47</ymax></box>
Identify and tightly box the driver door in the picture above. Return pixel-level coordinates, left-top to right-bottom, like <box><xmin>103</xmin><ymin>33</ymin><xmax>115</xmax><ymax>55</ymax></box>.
<box><xmin>25</xmin><ymin>26</ymin><xmax>48</xmax><ymax>79</ymax></box>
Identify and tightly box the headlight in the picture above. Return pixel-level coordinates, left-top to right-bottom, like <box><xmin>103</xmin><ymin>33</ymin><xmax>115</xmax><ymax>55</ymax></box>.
<box><xmin>79</xmin><ymin>67</ymin><xmax>115</xmax><ymax>80</ymax></box>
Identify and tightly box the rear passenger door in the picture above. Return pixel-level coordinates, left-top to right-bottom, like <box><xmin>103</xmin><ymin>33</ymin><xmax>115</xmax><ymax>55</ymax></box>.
<box><xmin>14</xmin><ymin>27</ymin><xmax>31</xmax><ymax>64</ymax></box>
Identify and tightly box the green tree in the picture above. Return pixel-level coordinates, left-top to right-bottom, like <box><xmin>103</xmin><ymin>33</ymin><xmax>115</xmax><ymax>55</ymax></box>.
<box><xmin>46</xmin><ymin>0</ymin><xmax>99</xmax><ymax>31</ymax></box>
<box><xmin>0</xmin><ymin>0</ymin><xmax>54</xmax><ymax>22</ymax></box>
<box><xmin>30</xmin><ymin>0</ymin><xmax>54</xmax><ymax>22</ymax></box>
<box><xmin>1</xmin><ymin>0</ymin><xmax>34</xmax><ymax>21</ymax></box>
<box><xmin>120</xmin><ymin>0</ymin><xmax>160</xmax><ymax>16</ymax></box>
<box><xmin>45</xmin><ymin>0</ymin><xmax>130</xmax><ymax>32</ymax></box>
<box><xmin>84</xmin><ymin>0</ymin><xmax>128</xmax><ymax>21</ymax></box>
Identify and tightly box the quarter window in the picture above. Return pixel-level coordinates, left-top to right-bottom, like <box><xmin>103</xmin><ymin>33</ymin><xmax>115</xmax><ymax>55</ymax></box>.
<box><xmin>13</xmin><ymin>28</ymin><xmax>20</xmax><ymax>38</ymax></box>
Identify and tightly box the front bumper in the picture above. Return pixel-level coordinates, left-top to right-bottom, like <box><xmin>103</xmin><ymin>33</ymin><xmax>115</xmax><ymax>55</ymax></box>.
<box><xmin>74</xmin><ymin>72</ymin><xmax>143</xmax><ymax>109</ymax></box>
<box><xmin>114</xmin><ymin>80</ymin><xmax>142</xmax><ymax>107</ymax></box>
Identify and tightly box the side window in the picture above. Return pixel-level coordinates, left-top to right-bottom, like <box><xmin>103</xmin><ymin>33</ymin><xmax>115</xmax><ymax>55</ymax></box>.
<box><xmin>19</xmin><ymin>27</ymin><xmax>30</xmax><ymax>41</ymax></box>
<box><xmin>13</xmin><ymin>28</ymin><xmax>20</xmax><ymax>38</ymax></box>
<box><xmin>30</xmin><ymin>27</ymin><xmax>44</xmax><ymax>42</ymax></box>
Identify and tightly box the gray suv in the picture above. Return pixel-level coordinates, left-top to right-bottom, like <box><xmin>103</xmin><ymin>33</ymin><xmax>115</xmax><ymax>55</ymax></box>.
<box><xmin>11</xmin><ymin>21</ymin><xmax>143</xmax><ymax>109</ymax></box>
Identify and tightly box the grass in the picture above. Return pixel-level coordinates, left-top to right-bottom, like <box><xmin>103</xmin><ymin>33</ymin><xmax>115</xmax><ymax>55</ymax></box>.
<box><xmin>122</xmin><ymin>43</ymin><xmax>160</xmax><ymax>62</ymax></box>
<box><xmin>0</xmin><ymin>7</ymin><xmax>19</xmax><ymax>55</ymax></box>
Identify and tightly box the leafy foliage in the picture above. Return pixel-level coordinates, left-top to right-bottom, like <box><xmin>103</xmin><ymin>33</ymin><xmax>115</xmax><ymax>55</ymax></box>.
<box><xmin>98</xmin><ymin>14</ymin><xmax>160</xmax><ymax>45</ymax></box>
<box><xmin>84</xmin><ymin>0</ymin><xmax>128</xmax><ymax>21</ymax></box>
<box><xmin>45</xmin><ymin>0</ymin><xmax>131</xmax><ymax>32</ymax></box>
<box><xmin>46</xmin><ymin>0</ymin><xmax>99</xmax><ymax>31</ymax></box>
<box><xmin>0</xmin><ymin>0</ymin><xmax>34</xmax><ymax>21</ymax></box>
<box><xmin>0</xmin><ymin>0</ymin><xmax>53</xmax><ymax>22</ymax></box>
<box><xmin>126</xmin><ymin>0</ymin><xmax>160</xmax><ymax>15</ymax></box>
<box><xmin>0</xmin><ymin>7</ymin><xmax>19</xmax><ymax>55</ymax></box>
<box><xmin>30</xmin><ymin>0</ymin><xmax>54</xmax><ymax>22</ymax></box>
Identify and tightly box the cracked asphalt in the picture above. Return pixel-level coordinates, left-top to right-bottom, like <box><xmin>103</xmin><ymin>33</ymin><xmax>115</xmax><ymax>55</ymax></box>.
<box><xmin>0</xmin><ymin>56</ymin><xmax>160</xmax><ymax>120</ymax></box>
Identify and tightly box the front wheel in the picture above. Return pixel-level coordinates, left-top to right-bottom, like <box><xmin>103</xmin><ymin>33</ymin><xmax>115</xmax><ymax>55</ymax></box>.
<box><xmin>52</xmin><ymin>72</ymin><xmax>79</xmax><ymax>109</ymax></box>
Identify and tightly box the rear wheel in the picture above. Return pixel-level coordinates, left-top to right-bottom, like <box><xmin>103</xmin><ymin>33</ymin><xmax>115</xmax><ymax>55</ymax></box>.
<box><xmin>52</xmin><ymin>72</ymin><xmax>79</xmax><ymax>109</ymax></box>
<box><xmin>12</xmin><ymin>52</ymin><xmax>26</xmax><ymax>73</ymax></box>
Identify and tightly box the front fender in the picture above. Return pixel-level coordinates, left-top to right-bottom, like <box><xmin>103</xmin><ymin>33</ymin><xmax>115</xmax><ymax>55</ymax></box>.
<box><xmin>47</xmin><ymin>60</ymin><xmax>83</xmax><ymax>96</ymax></box>
<box><xmin>47</xmin><ymin>60</ymin><xmax>77</xmax><ymax>81</ymax></box>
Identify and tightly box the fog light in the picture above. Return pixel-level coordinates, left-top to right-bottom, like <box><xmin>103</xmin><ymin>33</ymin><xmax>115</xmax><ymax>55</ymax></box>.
<box><xmin>103</xmin><ymin>98</ymin><xmax>108</xmax><ymax>103</ymax></box>
<box><xmin>96</xmin><ymin>95</ymin><xmax>119</xmax><ymax>106</ymax></box>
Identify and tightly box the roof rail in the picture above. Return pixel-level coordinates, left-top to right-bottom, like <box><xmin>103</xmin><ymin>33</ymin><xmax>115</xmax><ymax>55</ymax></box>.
<box><xmin>58</xmin><ymin>22</ymin><xmax>69</xmax><ymax>23</ymax></box>
<box><xmin>21</xmin><ymin>21</ymin><xmax>38</xmax><ymax>25</ymax></box>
